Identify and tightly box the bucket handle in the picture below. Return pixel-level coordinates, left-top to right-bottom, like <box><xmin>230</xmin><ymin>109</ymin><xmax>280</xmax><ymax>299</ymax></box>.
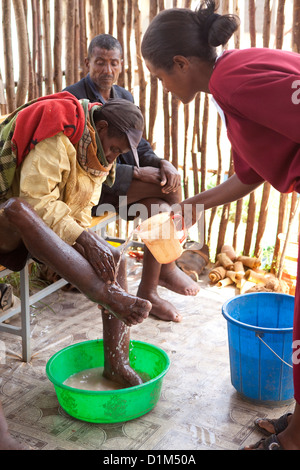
<box><xmin>255</xmin><ymin>333</ymin><xmax>293</xmax><ymax>369</ymax></box>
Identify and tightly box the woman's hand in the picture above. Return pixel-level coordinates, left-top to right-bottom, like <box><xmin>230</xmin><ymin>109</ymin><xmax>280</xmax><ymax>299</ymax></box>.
<box><xmin>177</xmin><ymin>174</ymin><xmax>263</xmax><ymax>229</ymax></box>
<box><xmin>74</xmin><ymin>230</ymin><xmax>116</xmax><ymax>284</ymax></box>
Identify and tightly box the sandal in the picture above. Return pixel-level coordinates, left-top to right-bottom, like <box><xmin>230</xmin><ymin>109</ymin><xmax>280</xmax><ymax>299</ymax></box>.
<box><xmin>254</xmin><ymin>413</ymin><xmax>292</xmax><ymax>436</ymax></box>
<box><xmin>241</xmin><ymin>434</ymin><xmax>284</xmax><ymax>450</ymax></box>
<box><xmin>0</xmin><ymin>283</ymin><xmax>13</xmax><ymax>311</ymax></box>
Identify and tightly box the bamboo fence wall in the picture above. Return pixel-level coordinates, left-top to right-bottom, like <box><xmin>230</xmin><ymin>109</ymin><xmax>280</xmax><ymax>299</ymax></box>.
<box><xmin>0</xmin><ymin>0</ymin><xmax>300</xmax><ymax>270</ymax></box>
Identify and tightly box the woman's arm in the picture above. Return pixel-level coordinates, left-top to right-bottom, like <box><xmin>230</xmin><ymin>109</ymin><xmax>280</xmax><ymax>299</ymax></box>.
<box><xmin>179</xmin><ymin>173</ymin><xmax>263</xmax><ymax>228</ymax></box>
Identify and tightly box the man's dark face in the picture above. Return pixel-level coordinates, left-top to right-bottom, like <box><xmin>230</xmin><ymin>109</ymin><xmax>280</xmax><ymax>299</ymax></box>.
<box><xmin>85</xmin><ymin>47</ymin><xmax>123</xmax><ymax>92</ymax></box>
<box><xmin>95</xmin><ymin>120</ymin><xmax>130</xmax><ymax>164</ymax></box>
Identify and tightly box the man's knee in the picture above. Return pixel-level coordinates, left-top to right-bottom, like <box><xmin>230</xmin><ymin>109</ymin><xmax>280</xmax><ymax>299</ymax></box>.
<box><xmin>2</xmin><ymin>197</ymin><xmax>32</xmax><ymax>222</ymax></box>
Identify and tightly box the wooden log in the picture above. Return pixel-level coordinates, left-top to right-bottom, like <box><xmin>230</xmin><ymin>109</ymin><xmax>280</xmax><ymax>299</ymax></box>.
<box><xmin>245</xmin><ymin>269</ymin><xmax>266</xmax><ymax>285</ymax></box>
<box><xmin>209</xmin><ymin>266</ymin><xmax>226</xmax><ymax>283</ymax></box>
<box><xmin>217</xmin><ymin>252</ymin><xmax>234</xmax><ymax>270</ymax></box>
<box><xmin>31</xmin><ymin>0</ymin><xmax>39</xmax><ymax>97</ymax></box>
<box><xmin>65</xmin><ymin>0</ymin><xmax>75</xmax><ymax>86</ymax></box>
<box><xmin>234</xmin><ymin>261</ymin><xmax>245</xmax><ymax>279</ymax></box>
<box><xmin>74</xmin><ymin>0</ymin><xmax>80</xmax><ymax>83</ymax></box>
<box><xmin>243</xmin><ymin>191</ymin><xmax>257</xmax><ymax>256</ymax></box>
<box><xmin>117</xmin><ymin>0</ymin><xmax>125</xmax><ymax>88</ymax></box>
<box><xmin>42</xmin><ymin>0</ymin><xmax>53</xmax><ymax>95</ymax></box>
<box><xmin>148</xmin><ymin>0</ymin><xmax>158</xmax><ymax>147</ymax></box>
<box><xmin>200</xmin><ymin>94</ymin><xmax>209</xmax><ymax>192</ymax></box>
<box><xmin>171</xmin><ymin>95</ymin><xmax>179</xmax><ymax>169</ymax></box>
<box><xmin>233</xmin><ymin>0</ymin><xmax>240</xmax><ymax>48</ymax></box>
<box><xmin>191</xmin><ymin>92</ymin><xmax>201</xmax><ymax>195</ymax></box>
<box><xmin>126</xmin><ymin>0</ymin><xmax>133</xmax><ymax>92</ymax></box>
<box><xmin>232</xmin><ymin>198</ymin><xmax>243</xmax><ymax>251</ymax></box>
<box><xmin>32</xmin><ymin>0</ymin><xmax>43</xmax><ymax>96</ymax></box>
<box><xmin>217</xmin><ymin>277</ymin><xmax>233</xmax><ymax>288</ymax></box>
<box><xmin>254</xmin><ymin>182</ymin><xmax>270</xmax><ymax>258</ymax></box>
<box><xmin>108</xmin><ymin>0</ymin><xmax>114</xmax><ymax>36</ymax></box>
<box><xmin>133</xmin><ymin>0</ymin><xmax>147</xmax><ymax>134</ymax></box>
<box><xmin>79</xmin><ymin>0</ymin><xmax>87</xmax><ymax>80</ymax></box>
<box><xmin>276</xmin><ymin>0</ymin><xmax>286</xmax><ymax>50</ymax></box>
<box><xmin>0</xmin><ymin>69</ymin><xmax>7</xmax><ymax>114</ymax></box>
<box><xmin>183</xmin><ymin>104</ymin><xmax>189</xmax><ymax>198</ymax></box>
<box><xmin>208</xmin><ymin>114</ymin><xmax>222</xmax><ymax>245</ymax></box>
<box><xmin>292</xmin><ymin>0</ymin><xmax>300</xmax><ymax>53</ymax></box>
<box><xmin>263</xmin><ymin>0</ymin><xmax>271</xmax><ymax>47</ymax></box>
<box><xmin>238</xmin><ymin>256</ymin><xmax>261</xmax><ymax>269</ymax></box>
<box><xmin>23</xmin><ymin>3</ymin><xmax>36</xmax><ymax>101</ymax></box>
<box><xmin>12</xmin><ymin>0</ymin><xmax>29</xmax><ymax>106</ymax></box>
<box><xmin>163</xmin><ymin>90</ymin><xmax>170</xmax><ymax>160</ymax></box>
<box><xmin>249</xmin><ymin>0</ymin><xmax>256</xmax><ymax>47</ymax></box>
<box><xmin>54</xmin><ymin>0</ymin><xmax>63</xmax><ymax>92</ymax></box>
<box><xmin>278</xmin><ymin>194</ymin><xmax>300</xmax><ymax>280</ymax></box>
<box><xmin>216</xmin><ymin>154</ymin><xmax>234</xmax><ymax>256</ymax></box>
<box><xmin>271</xmin><ymin>193</ymin><xmax>288</xmax><ymax>273</ymax></box>
<box><xmin>221</xmin><ymin>244</ymin><xmax>237</xmax><ymax>261</ymax></box>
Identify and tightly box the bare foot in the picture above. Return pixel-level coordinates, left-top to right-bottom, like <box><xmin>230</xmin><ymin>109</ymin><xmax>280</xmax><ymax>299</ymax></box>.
<box><xmin>137</xmin><ymin>288</ymin><xmax>182</xmax><ymax>322</ymax></box>
<box><xmin>159</xmin><ymin>263</ymin><xmax>200</xmax><ymax>296</ymax></box>
<box><xmin>103</xmin><ymin>363</ymin><xmax>143</xmax><ymax>388</ymax></box>
<box><xmin>97</xmin><ymin>283</ymin><xmax>152</xmax><ymax>327</ymax></box>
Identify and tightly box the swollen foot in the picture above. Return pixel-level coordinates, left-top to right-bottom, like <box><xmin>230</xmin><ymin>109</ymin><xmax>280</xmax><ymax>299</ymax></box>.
<box><xmin>159</xmin><ymin>264</ymin><xmax>200</xmax><ymax>296</ymax></box>
<box><xmin>137</xmin><ymin>288</ymin><xmax>182</xmax><ymax>322</ymax></box>
<box><xmin>103</xmin><ymin>363</ymin><xmax>143</xmax><ymax>388</ymax></box>
<box><xmin>98</xmin><ymin>283</ymin><xmax>151</xmax><ymax>327</ymax></box>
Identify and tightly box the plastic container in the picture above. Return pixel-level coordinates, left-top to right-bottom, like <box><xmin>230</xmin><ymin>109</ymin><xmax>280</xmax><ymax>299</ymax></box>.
<box><xmin>135</xmin><ymin>212</ymin><xmax>186</xmax><ymax>264</ymax></box>
<box><xmin>222</xmin><ymin>293</ymin><xmax>294</xmax><ymax>405</ymax></box>
<box><xmin>46</xmin><ymin>339</ymin><xmax>170</xmax><ymax>423</ymax></box>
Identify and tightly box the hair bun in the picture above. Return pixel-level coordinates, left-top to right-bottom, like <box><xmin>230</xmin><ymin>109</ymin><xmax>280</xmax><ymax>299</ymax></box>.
<box><xmin>202</xmin><ymin>13</ymin><xmax>220</xmax><ymax>39</ymax></box>
<box><xmin>207</xmin><ymin>14</ymin><xmax>240</xmax><ymax>47</ymax></box>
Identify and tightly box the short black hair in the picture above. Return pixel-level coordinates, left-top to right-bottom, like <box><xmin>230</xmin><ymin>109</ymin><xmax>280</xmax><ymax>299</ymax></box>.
<box><xmin>88</xmin><ymin>34</ymin><xmax>123</xmax><ymax>59</ymax></box>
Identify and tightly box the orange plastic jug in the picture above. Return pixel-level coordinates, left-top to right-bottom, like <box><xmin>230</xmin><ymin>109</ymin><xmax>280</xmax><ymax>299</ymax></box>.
<box><xmin>135</xmin><ymin>212</ymin><xmax>186</xmax><ymax>264</ymax></box>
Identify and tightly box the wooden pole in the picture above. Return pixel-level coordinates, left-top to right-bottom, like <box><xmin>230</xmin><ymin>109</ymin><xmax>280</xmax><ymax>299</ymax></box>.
<box><xmin>147</xmin><ymin>0</ymin><xmax>158</xmax><ymax>147</ymax></box>
<box><xmin>2</xmin><ymin>0</ymin><xmax>16</xmax><ymax>112</ymax></box>
<box><xmin>54</xmin><ymin>0</ymin><xmax>63</xmax><ymax>92</ymax></box>
<box><xmin>12</xmin><ymin>0</ymin><xmax>29</xmax><ymax>106</ymax></box>
<box><xmin>292</xmin><ymin>0</ymin><xmax>300</xmax><ymax>52</ymax></box>
<box><xmin>42</xmin><ymin>0</ymin><xmax>53</xmax><ymax>95</ymax></box>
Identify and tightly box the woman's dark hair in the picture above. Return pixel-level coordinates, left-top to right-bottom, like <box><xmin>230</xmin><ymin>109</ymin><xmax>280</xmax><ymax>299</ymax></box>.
<box><xmin>141</xmin><ymin>0</ymin><xmax>239</xmax><ymax>70</ymax></box>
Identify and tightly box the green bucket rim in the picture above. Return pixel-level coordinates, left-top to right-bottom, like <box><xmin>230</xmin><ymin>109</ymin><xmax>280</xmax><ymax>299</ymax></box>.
<box><xmin>46</xmin><ymin>339</ymin><xmax>171</xmax><ymax>396</ymax></box>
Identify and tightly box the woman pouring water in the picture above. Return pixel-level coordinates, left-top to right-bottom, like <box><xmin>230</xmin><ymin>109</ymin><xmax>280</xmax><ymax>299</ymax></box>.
<box><xmin>141</xmin><ymin>0</ymin><xmax>300</xmax><ymax>451</ymax></box>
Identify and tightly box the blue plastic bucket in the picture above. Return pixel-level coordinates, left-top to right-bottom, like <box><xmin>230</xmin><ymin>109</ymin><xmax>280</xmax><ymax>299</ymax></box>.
<box><xmin>222</xmin><ymin>293</ymin><xmax>294</xmax><ymax>405</ymax></box>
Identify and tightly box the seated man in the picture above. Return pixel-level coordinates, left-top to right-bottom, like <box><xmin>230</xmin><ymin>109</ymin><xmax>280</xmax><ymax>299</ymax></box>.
<box><xmin>0</xmin><ymin>92</ymin><xmax>151</xmax><ymax>449</ymax></box>
<box><xmin>64</xmin><ymin>34</ymin><xmax>201</xmax><ymax>323</ymax></box>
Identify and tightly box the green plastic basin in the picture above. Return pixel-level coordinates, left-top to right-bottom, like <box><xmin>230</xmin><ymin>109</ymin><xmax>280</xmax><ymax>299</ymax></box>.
<box><xmin>46</xmin><ymin>339</ymin><xmax>170</xmax><ymax>423</ymax></box>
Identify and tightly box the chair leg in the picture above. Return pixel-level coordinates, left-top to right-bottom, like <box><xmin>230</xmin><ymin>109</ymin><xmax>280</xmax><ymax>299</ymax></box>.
<box><xmin>19</xmin><ymin>266</ymin><xmax>31</xmax><ymax>362</ymax></box>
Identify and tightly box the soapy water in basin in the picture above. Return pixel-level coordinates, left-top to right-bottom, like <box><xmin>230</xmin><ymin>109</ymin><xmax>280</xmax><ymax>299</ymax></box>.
<box><xmin>64</xmin><ymin>366</ymin><xmax>151</xmax><ymax>391</ymax></box>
